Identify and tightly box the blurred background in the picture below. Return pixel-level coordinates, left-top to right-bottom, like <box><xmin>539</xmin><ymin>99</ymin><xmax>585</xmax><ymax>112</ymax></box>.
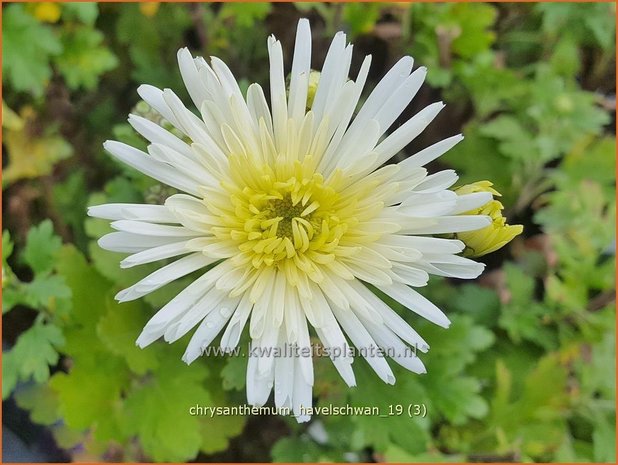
<box><xmin>2</xmin><ymin>1</ymin><xmax>616</xmax><ymax>462</ymax></box>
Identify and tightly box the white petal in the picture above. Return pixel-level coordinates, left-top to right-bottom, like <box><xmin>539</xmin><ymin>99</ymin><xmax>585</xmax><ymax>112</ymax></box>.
<box><xmin>177</xmin><ymin>48</ymin><xmax>210</xmax><ymax>110</ymax></box>
<box><xmin>396</xmin><ymin>215</ymin><xmax>491</xmax><ymax>234</ymax></box>
<box><xmin>103</xmin><ymin>140</ymin><xmax>201</xmax><ymax>196</ymax></box>
<box><xmin>116</xmin><ymin>252</ymin><xmax>216</xmax><ymax>302</ymax></box>
<box><xmin>268</xmin><ymin>36</ymin><xmax>287</xmax><ymax>152</ymax></box>
<box><xmin>182</xmin><ymin>294</ymin><xmax>241</xmax><ymax>364</ymax></box>
<box><xmin>220</xmin><ymin>292</ymin><xmax>254</xmax><ymax>350</ymax></box>
<box><xmin>120</xmin><ymin>240</ymin><xmax>194</xmax><ymax>268</ymax></box>
<box><xmin>88</xmin><ymin>203</ymin><xmax>177</xmax><ymax>223</ymax></box>
<box><xmin>137</xmin><ymin>84</ymin><xmax>180</xmax><ymax>127</ymax></box>
<box><xmin>351</xmin><ymin>280</ymin><xmax>429</xmax><ymax>352</ymax></box>
<box><xmin>136</xmin><ymin>266</ymin><xmax>226</xmax><ymax>347</ymax></box>
<box><xmin>110</xmin><ymin>219</ymin><xmax>203</xmax><ymax>237</ymax></box>
<box><xmin>373</xmin><ymin>102</ymin><xmax>447</xmax><ymax>166</ymax></box>
<box><xmin>330</xmin><ymin>303</ymin><xmax>395</xmax><ymax>384</ymax></box>
<box><xmin>128</xmin><ymin>114</ymin><xmax>194</xmax><ymax>159</ymax></box>
<box><xmin>451</xmin><ymin>192</ymin><xmax>493</xmax><ymax>214</ymax></box>
<box><xmin>98</xmin><ymin>231</ymin><xmax>182</xmax><ymax>253</ymax></box>
<box><xmin>377</xmin><ymin>282</ymin><xmax>451</xmax><ymax>328</ymax></box>
<box><xmin>288</xmin><ymin>18</ymin><xmax>312</xmax><ymax>123</ymax></box>
<box><xmin>393</xmin><ymin>134</ymin><xmax>464</xmax><ymax>179</ymax></box>
<box><xmin>371</xmin><ymin>67</ymin><xmax>427</xmax><ymax>137</ymax></box>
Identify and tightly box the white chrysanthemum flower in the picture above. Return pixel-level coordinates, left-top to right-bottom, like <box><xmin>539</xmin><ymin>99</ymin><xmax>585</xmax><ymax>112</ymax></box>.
<box><xmin>89</xmin><ymin>19</ymin><xmax>492</xmax><ymax>422</ymax></box>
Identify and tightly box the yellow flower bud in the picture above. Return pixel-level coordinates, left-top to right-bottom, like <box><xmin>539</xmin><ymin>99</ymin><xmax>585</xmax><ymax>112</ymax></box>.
<box><xmin>139</xmin><ymin>2</ymin><xmax>160</xmax><ymax>18</ymax></box>
<box><xmin>32</xmin><ymin>3</ymin><xmax>61</xmax><ymax>23</ymax></box>
<box><xmin>455</xmin><ymin>181</ymin><xmax>523</xmax><ymax>257</ymax></box>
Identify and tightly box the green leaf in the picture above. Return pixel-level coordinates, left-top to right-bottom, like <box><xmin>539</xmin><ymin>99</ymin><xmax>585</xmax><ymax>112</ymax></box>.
<box><xmin>22</xmin><ymin>274</ymin><xmax>72</xmax><ymax>318</ymax></box>
<box><xmin>97</xmin><ymin>298</ymin><xmax>159</xmax><ymax>374</ymax></box>
<box><xmin>198</xmin><ymin>386</ymin><xmax>247</xmax><ymax>454</ymax></box>
<box><xmin>62</xmin><ymin>2</ymin><xmax>99</xmax><ymax>26</ymax></box>
<box><xmin>272</xmin><ymin>437</ymin><xmax>324</xmax><ymax>462</ymax></box>
<box><xmin>2</xmin><ymin>229</ymin><xmax>14</xmax><ymax>264</ymax></box>
<box><xmin>3</xmin><ymin>322</ymin><xmax>65</xmax><ymax>398</ymax></box>
<box><xmin>22</xmin><ymin>220</ymin><xmax>62</xmax><ymax>275</ymax></box>
<box><xmin>343</xmin><ymin>3</ymin><xmax>381</xmax><ymax>38</ymax></box>
<box><xmin>479</xmin><ymin>115</ymin><xmax>536</xmax><ymax>162</ymax></box>
<box><xmin>14</xmin><ymin>383</ymin><xmax>61</xmax><ymax>426</ymax></box>
<box><xmin>219</xmin><ymin>3</ymin><xmax>272</xmax><ymax>28</ymax></box>
<box><xmin>123</xmin><ymin>357</ymin><xmax>211</xmax><ymax>461</ymax></box>
<box><xmin>50</xmin><ymin>358</ymin><xmax>130</xmax><ymax>441</ymax></box>
<box><xmin>52</xmin><ymin>170</ymin><xmax>89</xmax><ymax>250</ymax></box>
<box><xmin>55</xmin><ymin>26</ymin><xmax>118</xmax><ymax>90</ymax></box>
<box><xmin>498</xmin><ymin>263</ymin><xmax>557</xmax><ymax>349</ymax></box>
<box><xmin>2</xmin><ymin>4</ymin><xmax>62</xmax><ymax>96</ymax></box>
<box><xmin>425</xmin><ymin>375</ymin><xmax>488</xmax><ymax>425</ymax></box>
<box><xmin>452</xmin><ymin>283</ymin><xmax>501</xmax><ymax>327</ymax></box>
<box><xmin>488</xmin><ymin>354</ymin><xmax>570</xmax><ymax>457</ymax></box>
<box><xmin>592</xmin><ymin>413</ymin><xmax>616</xmax><ymax>463</ymax></box>
<box><xmin>221</xmin><ymin>353</ymin><xmax>248</xmax><ymax>391</ymax></box>
<box><xmin>347</xmin><ymin>362</ymin><xmax>430</xmax><ymax>454</ymax></box>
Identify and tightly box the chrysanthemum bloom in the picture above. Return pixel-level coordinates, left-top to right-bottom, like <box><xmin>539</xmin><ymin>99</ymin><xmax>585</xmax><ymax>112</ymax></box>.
<box><xmin>89</xmin><ymin>19</ymin><xmax>501</xmax><ymax>422</ymax></box>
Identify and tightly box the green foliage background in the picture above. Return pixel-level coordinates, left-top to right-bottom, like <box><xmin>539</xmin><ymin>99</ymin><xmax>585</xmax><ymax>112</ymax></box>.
<box><xmin>2</xmin><ymin>2</ymin><xmax>615</xmax><ymax>462</ymax></box>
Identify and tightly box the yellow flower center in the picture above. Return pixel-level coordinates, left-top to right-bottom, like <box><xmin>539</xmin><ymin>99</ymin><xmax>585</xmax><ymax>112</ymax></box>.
<box><xmin>213</xmin><ymin>154</ymin><xmax>352</xmax><ymax>272</ymax></box>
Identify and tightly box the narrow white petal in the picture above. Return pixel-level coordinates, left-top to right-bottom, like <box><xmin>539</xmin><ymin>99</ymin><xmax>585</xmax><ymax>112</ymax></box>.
<box><xmin>378</xmin><ymin>282</ymin><xmax>451</xmax><ymax>328</ymax></box>
<box><xmin>177</xmin><ymin>48</ymin><xmax>210</xmax><ymax>109</ymax></box>
<box><xmin>98</xmin><ymin>231</ymin><xmax>182</xmax><ymax>253</ymax></box>
<box><xmin>128</xmin><ymin>114</ymin><xmax>194</xmax><ymax>159</ymax></box>
<box><xmin>268</xmin><ymin>36</ymin><xmax>287</xmax><ymax>152</ymax></box>
<box><xmin>120</xmin><ymin>240</ymin><xmax>193</xmax><ymax>268</ymax></box>
<box><xmin>136</xmin><ymin>266</ymin><xmax>224</xmax><ymax>347</ymax></box>
<box><xmin>103</xmin><ymin>140</ymin><xmax>201</xmax><ymax>196</ymax></box>
<box><xmin>288</xmin><ymin>18</ymin><xmax>312</xmax><ymax>123</ymax></box>
<box><xmin>451</xmin><ymin>192</ymin><xmax>493</xmax><ymax>214</ymax></box>
<box><xmin>88</xmin><ymin>203</ymin><xmax>176</xmax><ymax>223</ymax></box>
<box><xmin>394</xmin><ymin>134</ymin><xmax>464</xmax><ymax>179</ymax></box>
<box><xmin>372</xmin><ymin>67</ymin><xmax>427</xmax><ymax>137</ymax></box>
<box><xmin>351</xmin><ymin>280</ymin><xmax>429</xmax><ymax>352</ymax></box>
<box><xmin>220</xmin><ymin>292</ymin><xmax>253</xmax><ymax>350</ymax></box>
<box><xmin>110</xmin><ymin>219</ymin><xmax>203</xmax><ymax>237</ymax></box>
<box><xmin>373</xmin><ymin>102</ymin><xmax>446</xmax><ymax>166</ymax></box>
<box><xmin>116</xmin><ymin>253</ymin><xmax>216</xmax><ymax>302</ymax></box>
<box><xmin>348</xmin><ymin>56</ymin><xmax>414</xmax><ymax>133</ymax></box>
<box><xmin>182</xmin><ymin>294</ymin><xmax>241</xmax><ymax>364</ymax></box>
<box><xmin>396</xmin><ymin>215</ymin><xmax>491</xmax><ymax>234</ymax></box>
<box><xmin>330</xmin><ymin>303</ymin><xmax>395</xmax><ymax>384</ymax></box>
<box><xmin>137</xmin><ymin>84</ymin><xmax>180</xmax><ymax>127</ymax></box>
<box><xmin>292</xmin><ymin>356</ymin><xmax>313</xmax><ymax>423</ymax></box>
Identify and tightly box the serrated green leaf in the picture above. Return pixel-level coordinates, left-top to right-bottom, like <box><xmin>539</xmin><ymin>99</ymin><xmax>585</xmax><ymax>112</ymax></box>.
<box><xmin>488</xmin><ymin>353</ymin><xmax>570</xmax><ymax>457</ymax></box>
<box><xmin>23</xmin><ymin>274</ymin><xmax>71</xmax><ymax>312</ymax></box>
<box><xmin>62</xmin><ymin>2</ymin><xmax>99</xmax><ymax>26</ymax></box>
<box><xmin>2</xmin><ymin>322</ymin><xmax>65</xmax><ymax>398</ymax></box>
<box><xmin>14</xmin><ymin>383</ymin><xmax>61</xmax><ymax>426</ymax></box>
<box><xmin>198</xmin><ymin>386</ymin><xmax>246</xmax><ymax>454</ymax></box>
<box><xmin>55</xmin><ymin>26</ymin><xmax>118</xmax><ymax>90</ymax></box>
<box><xmin>219</xmin><ymin>2</ymin><xmax>272</xmax><ymax>28</ymax></box>
<box><xmin>2</xmin><ymin>4</ymin><xmax>62</xmax><ymax>96</ymax></box>
<box><xmin>50</xmin><ymin>358</ymin><xmax>130</xmax><ymax>441</ymax></box>
<box><xmin>347</xmin><ymin>363</ymin><xmax>430</xmax><ymax>454</ymax></box>
<box><xmin>123</xmin><ymin>357</ymin><xmax>210</xmax><ymax>461</ymax></box>
<box><xmin>22</xmin><ymin>220</ymin><xmax>62</xmax><ymax>275</ymax></box>
<box><xmin>271</xmin><ymin>436</ymin><xmax>324</xmax><ymax>462</ymax></box>
<box><xmin>97</xmin><ymin>298</ymin><xmax>159</xmax><ymax>374</ymax></box>
<box><xmin>221</xmin><ymin>353</ymin><xmax>248</xmax><ymax>391</ymax></box>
